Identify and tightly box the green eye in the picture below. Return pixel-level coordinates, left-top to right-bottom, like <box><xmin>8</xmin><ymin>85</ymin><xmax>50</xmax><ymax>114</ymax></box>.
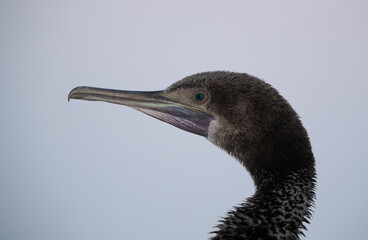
<box><xmin>194</xmin><ymin>92</ymin><xmax>206</xmax><ymax>102</ymax></box>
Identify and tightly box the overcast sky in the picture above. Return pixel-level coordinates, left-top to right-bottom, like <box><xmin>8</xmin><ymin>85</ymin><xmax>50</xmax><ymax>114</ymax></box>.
<box><xmin>1</xmin><ymin>1</ymin><xmax>367</xmax><ymax>240</ymax></box>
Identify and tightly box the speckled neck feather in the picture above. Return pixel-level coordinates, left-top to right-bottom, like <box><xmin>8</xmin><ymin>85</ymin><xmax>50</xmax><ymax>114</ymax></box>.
<box><xmin>211</xmin><ymin>168</ymin><xmax>315</xmax><ymax>240</ymax></box>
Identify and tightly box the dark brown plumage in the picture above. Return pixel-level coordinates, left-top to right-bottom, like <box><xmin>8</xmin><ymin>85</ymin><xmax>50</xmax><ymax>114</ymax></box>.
<box><xmin>69</xmin><ymin>71</ymin><xmax>316</xmax><ymax>240</ymax></box>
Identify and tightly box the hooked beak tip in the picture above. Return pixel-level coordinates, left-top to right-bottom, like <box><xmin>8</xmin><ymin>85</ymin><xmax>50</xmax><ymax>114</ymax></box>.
<box><xmin>68</xmin><ymin>87</ymin><xmax>77</xmax><ymax>102</ymax></box>
<box><xmin>68</xmin><ymin>91</ymin><xmax>73</xmax><ymax>102</ymax></box>
<box><xmin>68</xmin><ymin>86</ymin><xmax>86</xmax><ymax>102</ymax></box>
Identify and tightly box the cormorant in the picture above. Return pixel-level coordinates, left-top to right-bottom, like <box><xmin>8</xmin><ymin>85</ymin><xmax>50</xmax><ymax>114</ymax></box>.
<box><xmin>68</xmin><ymin>71</ymin><xmax>316</xmax><ymax>240</ymax></box>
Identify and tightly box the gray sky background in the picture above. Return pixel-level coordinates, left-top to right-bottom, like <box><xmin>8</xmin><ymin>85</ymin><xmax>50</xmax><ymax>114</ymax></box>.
<box><xmin>1</xmin><ymin>1</ymin><xmax>367</xmax><ymax>240</ymax></box>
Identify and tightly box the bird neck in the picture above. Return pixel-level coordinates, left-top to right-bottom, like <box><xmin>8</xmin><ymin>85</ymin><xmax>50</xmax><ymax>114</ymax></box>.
<box><xmin>211</xmin><ymin>168</ymin><xmax>315</xmax><ymax>240</ymax></box>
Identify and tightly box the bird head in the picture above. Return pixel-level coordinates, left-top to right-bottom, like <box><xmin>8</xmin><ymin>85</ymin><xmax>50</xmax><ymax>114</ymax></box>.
<box><xmin>69</xmin><ymin>71</ymin><xmax>313</xmax><ymax>183</ymax></box>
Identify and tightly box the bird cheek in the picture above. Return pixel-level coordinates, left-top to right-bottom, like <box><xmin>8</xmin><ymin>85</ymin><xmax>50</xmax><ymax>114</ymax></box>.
<box><xmin>207</xmin><ymin>119</ymin><xmax>228</xmax><ymax>146</ymax></box>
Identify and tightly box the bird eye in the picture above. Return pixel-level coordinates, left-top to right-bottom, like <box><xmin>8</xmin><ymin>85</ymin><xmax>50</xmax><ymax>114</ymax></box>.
<box><xmin>193</xmin><ymin>92</ymin><xmax>207</xmax><ymax>103</ymax></box>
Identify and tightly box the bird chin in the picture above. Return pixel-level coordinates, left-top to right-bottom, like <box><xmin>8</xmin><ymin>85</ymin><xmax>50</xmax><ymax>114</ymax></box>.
<box><xmin>133</xmin><ymin>108</ymin><xmax>214</xmax><ymax>137</ymax></box>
